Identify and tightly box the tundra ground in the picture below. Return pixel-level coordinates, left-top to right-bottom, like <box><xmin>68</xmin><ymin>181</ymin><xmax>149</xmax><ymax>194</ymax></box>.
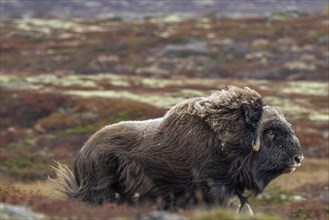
<box><xmin>1</xmin><ymin>13</ymin><xmax>328</xmax><ymax>219</ymax></box>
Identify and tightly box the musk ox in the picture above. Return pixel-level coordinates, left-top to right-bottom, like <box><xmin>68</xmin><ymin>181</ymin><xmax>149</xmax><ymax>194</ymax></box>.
<box><xmin>53</xmin><ymin>86</ymin><xmax>303</xmax><ymax>214</ymax></box>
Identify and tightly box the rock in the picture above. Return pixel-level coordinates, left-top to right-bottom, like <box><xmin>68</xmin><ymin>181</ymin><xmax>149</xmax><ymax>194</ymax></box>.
<box><xmin>163</xmin><ymin>41</ymin><xmax>208</xmax><ymax>57</ymax></box>
<box><xmin>317</xmin><ymin>36</ymin><xmax>329</xmax><ymax>44</ymax></box>
<box><xmin>245</xmin><ymin>52</ymin><xmax>271</xmax><ymax>65</ymax></box>
<box><xmin>7</xmin><ymin>127</ymin><xmax>16</xmax><ymax>133</ymax></box>
<box><xmin>237</xmin><ymin>69</ymin><xmax>283</xmax><ymax>79</ymax></box>
<box><xmin>280</xmin><ymin>194</ymin><xmax>288</xmax><ymax>200</ymax></box>
<box><xmin>290</xmin><ymin>195</ymin><xmax>306</xmax><ymax>202</ymax></box>
<box><xmin>196</xmin><ymin>21</ymin><xmax>212</xmax><ymax>30</ymax></box>
<box><xmin>283</xmin><ymin>61</ymin><xmax>316</xmax><ymax>71</ymax></box>
<box><xmin>210</xmin><ymin>38</ymin><xmax>234</xmax><ymax>46</ymax></box>
<box><xmin>72</xmin><ymin>110</ymin><xmax>99</xmax><ymax>123</ymax></box>
<box><xmin>323</xmin><ymin>51</ymin><xmax>329</xmax><ymax>58</ymax></box>
<box><xmin>221</xmin><ymin>38</ymin><xmax>234</xmax><ymax>46</ymax></box>
<box><xmin>141</xmin><ymin>211</ymin><xmax>188</xmax><ymax>220</ymax></box>
<box><xmin>162</xmin><ymin>14</ymin><xmax>184</xmax><ymax>23</ymax></box>
<box><xmin>0</xmin><ymin>203</ymin><xmax>46</xmax><ymax>220</ymax></box>
<box><xmin>88</xmin><ymin>55</ymin><xmax>120</xmax><ymax>70</ymax></box>
<box><xmin>222</xmin><ymin>42</ymin><xmax>248</xmax><ymax>58</ymax></box>
<box><xmin>97</xmin><ymin>55</ymin><xmax>120</xmax><ymax>63</ymax></box>
<box><xmin>259</xmin><ymin>57</ymin><xmax>269</xmax><ymax>65</ymax></box>
<box><xmin>207</xmin><ymin>33</ymin><xmax>216</xmax><ymax>39</ymax></box>
<box><xmin>158</xmin><ymin>32</ymin><xmax>170</xmax><ymax>38</ymax></box>
<box><xmin>135</xmin><ymin>65</ymin><xmax>170</xmax><ymax>77</ymax></box>
<box><xmin>290</xmin><ymin>45</ymin><xmax>314</xmax><ymax>53</ymax></box>
<box><xmin>278</xmin><ymin>37</ymin><xmax>295</xmax><ymax>46</ymax></box>
<box><xmin>302</xmin><ymin>45</ymin><xmax>314</xmax><ymax>52</ymax></box>
<box><xmin>320</xmin><ymin>186</ymin><xmax>329</xmax><ymax>203</ymax></box>
<box><xmin>299</xmin><ymin>54</ymin><xmax>316</xmax><ymax>62</ymax></box>
<box><xmin>290</xmin><ymin>45</ymin><xmax>302</xmax><ymax>53</ymax></box>
<box><xmin>245</xmin><ymin>52</ymin><xmax>266</xmax><ymax>60</ymax></box>
<box><xmin>251</xmin><ymin>39</ymin><xmax>270</xmax><ymax>48</ymax></box>
<box><xmin>34</xmin><ymin>124</ymin><xmax>46</xmax><ymax>133</ymax></box>
<box><xmin>146</xmin><ymin>56</ymin><xmax>157</xmax><ymax>63</ymax></box>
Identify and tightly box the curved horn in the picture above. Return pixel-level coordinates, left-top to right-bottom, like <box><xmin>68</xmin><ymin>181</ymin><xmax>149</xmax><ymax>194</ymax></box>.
<box><xmin>252</xmin><ymin>136</ymin><xmax>261</xmax><ymax>152</ymax></box>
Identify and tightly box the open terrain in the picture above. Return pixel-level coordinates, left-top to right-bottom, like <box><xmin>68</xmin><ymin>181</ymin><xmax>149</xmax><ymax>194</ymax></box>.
<box><xmin>0</xmin><ymin>12</ymin><xmax>328</xmax><ymax>219</ymax></box>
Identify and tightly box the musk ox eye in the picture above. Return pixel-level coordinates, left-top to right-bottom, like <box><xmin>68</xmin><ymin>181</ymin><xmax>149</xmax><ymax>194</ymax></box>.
<box><xmin>266</xmin><ymin>130</ymin><xmax>276</xmax><ymax>140</ymax></box>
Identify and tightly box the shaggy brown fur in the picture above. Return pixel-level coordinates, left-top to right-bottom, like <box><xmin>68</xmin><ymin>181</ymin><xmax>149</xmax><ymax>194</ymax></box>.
<box><xmin>52</xmin><ymin>86</ymin><xmax>303</xmax><ymax>214</ymax></box>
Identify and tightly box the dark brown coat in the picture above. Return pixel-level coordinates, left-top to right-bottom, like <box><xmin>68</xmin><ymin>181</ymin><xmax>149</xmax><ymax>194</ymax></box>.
<box><xmin>53</xmin><ymin>86</ymin><xmax>303</xmax><ymax>214</ymax></box>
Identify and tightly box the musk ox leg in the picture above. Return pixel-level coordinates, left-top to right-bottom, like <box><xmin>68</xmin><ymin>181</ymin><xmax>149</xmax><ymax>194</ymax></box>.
<box><xmin>223</xmin><ymin>195</ymin><xmax>253</xmax><ymax>216</ymax></box>
<box><xmin>224</xmin><ymin>195</ymin><xmax>241</xmax><ymax>213</ymax></box>
<box><xmin>76</xmin><ymin>154</ymin><xmax>125</xmax><ymax>205</ymax></box>
<box><xmin>239</xmin><ymin>203</ymin><xmax>254</xmax><ymax>216</ymax></box>
<box><xmin>116</xmin><ymin>157</ymin><xmax>155</xmax><ymax>204</ymax></box>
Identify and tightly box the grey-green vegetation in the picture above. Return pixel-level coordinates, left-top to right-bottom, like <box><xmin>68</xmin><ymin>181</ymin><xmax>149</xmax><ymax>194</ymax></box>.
<box><xmin>1</xmin><ymin>74</ymin><xmax>327</xmax><ymax>122</ymax></box>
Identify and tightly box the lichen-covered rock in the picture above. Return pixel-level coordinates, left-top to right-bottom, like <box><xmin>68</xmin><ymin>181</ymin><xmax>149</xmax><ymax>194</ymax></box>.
<box><xmin>0</xmin><ymin>203</ymin><xmax>46</xmax><ymax>220</ymax></box>
<box><xmin>142</xmin><ymin>211</ymin><xmax>188</xmax><ymax>220</ymax></box>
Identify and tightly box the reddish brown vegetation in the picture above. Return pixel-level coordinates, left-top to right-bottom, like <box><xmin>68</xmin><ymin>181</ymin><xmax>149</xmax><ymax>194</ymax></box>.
<box><xmin>0</xmin><ymin>13</ymin><xmax>328</xmax><ymax>219</ymax></box>
<box><xmin>0</xmin><ymin>184</ymin><xmax>156</xmax><ymax>219</ymax></box>
<box><xmin>285</xmin><ymin>183</ymin><xmax>329</xmax><ymax>220</ymax></box>
<box><xmin>0</xmin><ymin>88</ymin><xmax>70</xmax><ymax>129</ymax></box>
<box><xmin>0</xmin><ymin>88</ymin><xmax>165</xmax><ymax>181</ymax></box>
<box><xmin>1</xmin><ymin>15</ymin><xmax>328</xmax><ymax>80</ymax></box>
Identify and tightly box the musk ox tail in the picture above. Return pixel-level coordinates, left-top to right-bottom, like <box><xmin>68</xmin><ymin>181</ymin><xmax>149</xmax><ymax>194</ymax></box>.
<box><xmin>49</xmin><ymin>161</ymin><xmax>79</xmax><ymax>200</ymax></box>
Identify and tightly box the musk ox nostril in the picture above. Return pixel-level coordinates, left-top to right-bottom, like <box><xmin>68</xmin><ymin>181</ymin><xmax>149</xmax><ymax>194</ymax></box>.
<box><xmin>294</xmin><ymin>155</ymin><xmax>304</xmax><ymax>165</ymax></box>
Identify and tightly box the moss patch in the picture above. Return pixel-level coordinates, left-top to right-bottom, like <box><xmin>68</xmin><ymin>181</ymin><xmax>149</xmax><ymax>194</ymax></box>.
<box><xmin>56</xmin><ymin>124</ymin><xmax>100</xmax><ymax>137</ymax></box>
<box><xmin>1</xmin><ymin>156</ymin><xmax>50</xmax><ymax>180</ymax></box>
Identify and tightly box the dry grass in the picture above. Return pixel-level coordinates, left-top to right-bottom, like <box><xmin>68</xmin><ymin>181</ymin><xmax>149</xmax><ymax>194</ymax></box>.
<box><xmin>270</xmin><ymin>158</ymin><xmax>329</xmax><ymax>190</ymax></box>
<box><xmin>9</xmin><ymin>181</ymin><xmax>64</xmax><ymax>200</ymax></box>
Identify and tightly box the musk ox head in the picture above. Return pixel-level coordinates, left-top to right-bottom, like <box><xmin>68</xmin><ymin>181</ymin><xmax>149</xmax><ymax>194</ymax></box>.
<box><xmin>251</xmin><ymin>105</ymin><xmax>303</xmax><ymax>190</ymax></box>
<box><xmin>52</xmin><ymin>86</ymin><xmax>303</xmax><ymax>213</ymax></box>
<box><xmin>186</xmin><ymin>86</ymin><xmax>303</xmax><ymax>192</ymax></box>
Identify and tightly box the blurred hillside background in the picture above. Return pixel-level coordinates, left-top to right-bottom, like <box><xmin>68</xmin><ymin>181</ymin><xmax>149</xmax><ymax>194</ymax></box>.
<box><xmin>0</xmin><ymin>0</ymin><xmax>328</xmax><ymax>219</ymax></box>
